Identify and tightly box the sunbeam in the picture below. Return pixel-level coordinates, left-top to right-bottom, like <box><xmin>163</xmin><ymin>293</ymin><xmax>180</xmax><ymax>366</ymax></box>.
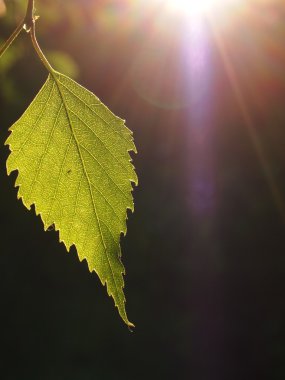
<box><xmin>161</xmin><ymin>0</ymin><xmax>240</xmax><ymax>16</ymax></box>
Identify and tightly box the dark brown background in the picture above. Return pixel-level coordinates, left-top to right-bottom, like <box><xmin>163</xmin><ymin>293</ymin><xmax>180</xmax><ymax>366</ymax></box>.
<box><xmin>1</xmin><ymin>1</ymin><xmax>285</xmax><ymax>379</ymax></box>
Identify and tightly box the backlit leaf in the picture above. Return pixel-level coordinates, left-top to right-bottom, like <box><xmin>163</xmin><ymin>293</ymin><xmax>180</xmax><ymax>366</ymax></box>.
<box><xmin>6</xmin><ymin>71</ymin><xmax>137</xmax><ymax>327</ymax></box>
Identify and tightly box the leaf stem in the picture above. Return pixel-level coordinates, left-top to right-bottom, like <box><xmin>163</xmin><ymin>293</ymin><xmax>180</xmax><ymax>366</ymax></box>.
<box><xmin>0</xmin><ymin>0</ymin><xmax>55</xmax><ymax>74</ymax></box>
<box><xmin>30</xmin><ymin>21</ymin><xmax>54</xmax><ymax>74</ymax></box>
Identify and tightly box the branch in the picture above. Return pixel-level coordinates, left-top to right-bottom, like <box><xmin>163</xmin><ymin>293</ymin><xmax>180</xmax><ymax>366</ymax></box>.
<box><xmin>0</xmin><ymin>0</ymin><xmax>35</xmax><ymax>59</ymax></box>
<box><xmin>0</xmin><ymin>21</ymin><xmax>24</xmax><ymax>59</ymax></box>
<box><xmin>23</xmin><ymin>0</ymin><xmax>35</xmax><ymax>32</ymax></box>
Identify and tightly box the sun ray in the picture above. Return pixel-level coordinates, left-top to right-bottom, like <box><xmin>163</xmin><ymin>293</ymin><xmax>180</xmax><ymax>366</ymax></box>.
<box><xmin>161</xmin><ymin>0</ymin><xmax>240</xmax><ymax>17</ymax></box>
<box><xmin>209</xmin><ymin>16</ymin><xmax>285</xmax><ymax>222</ymax></box>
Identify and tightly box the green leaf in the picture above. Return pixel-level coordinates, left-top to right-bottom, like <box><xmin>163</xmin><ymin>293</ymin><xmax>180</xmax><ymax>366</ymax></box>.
<box><xmin>5</xmin><ymin>71</ymin><xmax>137</xmax><ymax>327</ymax></box>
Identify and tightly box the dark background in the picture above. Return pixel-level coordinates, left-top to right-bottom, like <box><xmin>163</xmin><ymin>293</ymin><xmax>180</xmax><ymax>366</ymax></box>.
<box><xmin>1</xmin><ymin>0</ymin><xmax>285</xmax><ymax>379</ymax></box>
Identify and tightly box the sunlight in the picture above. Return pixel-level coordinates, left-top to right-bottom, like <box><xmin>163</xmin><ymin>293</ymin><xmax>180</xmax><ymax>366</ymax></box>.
<box><xmin>165</xmin><ymin>0</ymin><xmax>215</xmax><ymax>14</ymax></box>
<box><xmin>163</xmin><ymin>0</ymin><xmax>237</xmax><ymax>16</ymax></box>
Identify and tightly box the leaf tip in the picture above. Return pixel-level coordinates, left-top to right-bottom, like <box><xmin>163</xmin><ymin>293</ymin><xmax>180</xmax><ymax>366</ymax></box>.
<box><xmin>127</xmin><ymin>321</ymin><xmax>135</xmax><ymax>332</ymax></box>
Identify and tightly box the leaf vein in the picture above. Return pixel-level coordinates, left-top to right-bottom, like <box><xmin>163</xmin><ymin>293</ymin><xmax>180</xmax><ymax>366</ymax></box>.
<box><xmin>12</xmin><ymin>80</ymin><xmax>56</xmax><ymax>156</ymax></box>
<box><xmin>54</xmin><ymin>76</ymin><xmax>121</xmax><ymax>301</ymax></box>
<box><xmin>46</xmin><ymin>132</ymin><xmax>73</xmax><ymax>223</ymax></box>
<box><xmin>57</xmin><ymin>78</ymin><xmax>133</xmax><ymax>151</ymax></box>
<box><xmin>27</xmin><ymin>102</ymin><xmax>64</xmax><ymax>201</ymax></box>
<box><xmin>66</xmin><ymin>172</ymin><xmax>84</xmax><ymax>246</ymax></box>
<box><xmin>79</xmin><ymin>143</ymin><xmax>130</xmax><ymax>201</ymax></box>
<box><xmin>89</xmin><ymin>180</ymin><xmax>122</xmax><ymax>223</ymax></box>
<box><xmin>68</xmin><ymin>108</ymin><xmax>130</xmax><ymax>174</ymax></box>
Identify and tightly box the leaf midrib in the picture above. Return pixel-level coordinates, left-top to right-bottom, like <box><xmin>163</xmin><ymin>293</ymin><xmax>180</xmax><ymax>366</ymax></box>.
<box><xmin>57</xmin><ymin>77</ymin><xmax>134</xmax><ymax>152</ymax></box>
<box><xmin>52</xmin><ymin>72</ymin><xmax>121</xmax><ymax>304</ymax></box>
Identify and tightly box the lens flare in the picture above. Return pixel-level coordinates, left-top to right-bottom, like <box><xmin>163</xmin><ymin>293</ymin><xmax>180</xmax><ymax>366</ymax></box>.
<box><xmin>163</xmin><ymin>0</ymin><xmax>238</xmax><ymax>16</ymax></box>
<box><xmin>166</xmin><ymin>0</ymin><xmax>214</xmax><ymax>14</ymax></box>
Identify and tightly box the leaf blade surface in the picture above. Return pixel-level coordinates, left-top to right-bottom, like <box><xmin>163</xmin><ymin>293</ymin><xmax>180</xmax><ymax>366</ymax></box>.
<box><xmin>6</xmin><ymin>72</ymin><xmax>137</xmax><ymax>326</ymax></box>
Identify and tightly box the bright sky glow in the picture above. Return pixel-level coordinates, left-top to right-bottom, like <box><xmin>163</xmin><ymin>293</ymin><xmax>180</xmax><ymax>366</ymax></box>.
<box><xmin>163</xmin><ymin>0</ymin><xmax>237</xmax><ymax>16</ymax></box>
